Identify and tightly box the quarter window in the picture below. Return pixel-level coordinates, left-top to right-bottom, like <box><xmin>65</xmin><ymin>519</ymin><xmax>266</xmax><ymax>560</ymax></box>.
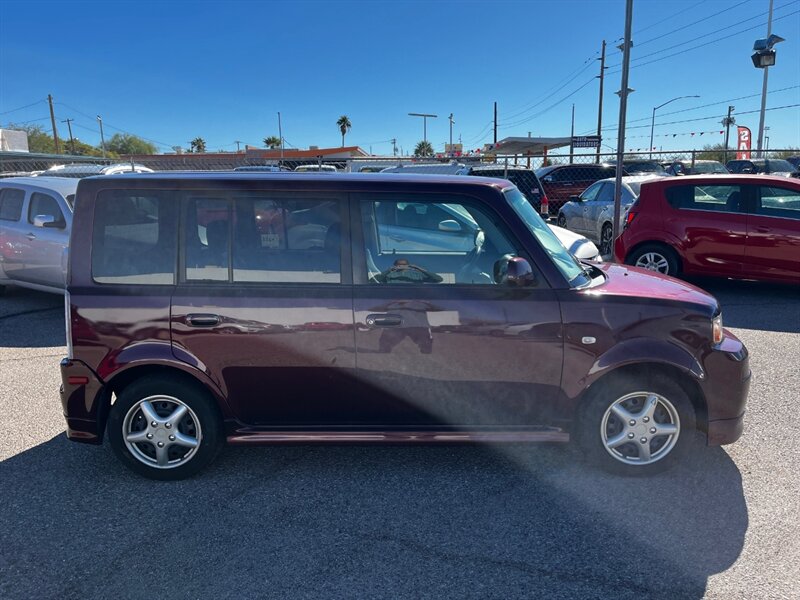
<box><xmin>757</xmin><ymin>186</ymin><xmax>800</xmax><ymax>219</ymax></box>
<box><xmin>92</xmin><ymin>191</ymin><xmax>178</xmax><ymax>284</ymax></box>
<box><xmin>0</xmin><ymin>188</ymin><xmax>24</xmax><ymax>221</ymax></box>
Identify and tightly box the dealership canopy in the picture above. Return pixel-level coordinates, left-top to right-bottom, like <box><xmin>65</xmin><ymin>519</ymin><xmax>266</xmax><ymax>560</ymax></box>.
<box><xmin>484</xmin><ymin>137</ymin><xmax>573</xmax><ymax>155</ymax></box>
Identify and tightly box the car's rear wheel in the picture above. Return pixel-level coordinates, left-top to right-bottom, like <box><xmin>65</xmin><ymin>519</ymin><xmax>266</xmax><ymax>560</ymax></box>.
<box><xmin>599</xmin><ymin>223</ymin><xmax>613</xmax><ymax>256</ymax></box>
<box><xmin>107</xmin><ymin>375</ymin><xmax>223</xmax><ymax>480</ymax></box>
<box><xmin>556</xmin><ymin>213</ymin><xmax>567</xmax><ymax>228</ymax></box>
<box><xmin>576</xmin><ymin>373</ymin><xmax>698</xmax><ymax>475</ymax></box>
<box><xmin>627</xmin><ymin>244</ymin><xmax>680</xmax><ymax>277</ymax></box>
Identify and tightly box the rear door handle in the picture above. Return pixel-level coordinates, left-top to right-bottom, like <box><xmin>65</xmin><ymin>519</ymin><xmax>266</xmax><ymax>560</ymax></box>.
<box><xmin>186</xmin><ymin>313</ymin><xmax>221</xmax><ymax>327</ymax></box>
<box><xmin>365</xmin><ymin>313</ymin><xmax>403</xmax><ymax>328</ymax></box>
<box><xmin>26</xmin><ymin>232</ymin><xmax>36</xmax><ymax>240</ymax></box>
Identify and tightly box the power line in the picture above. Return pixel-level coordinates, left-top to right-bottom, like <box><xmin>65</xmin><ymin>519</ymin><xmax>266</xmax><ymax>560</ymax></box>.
<box><xmin>463</xmin><ymin>120</ymin><xmax>494</xmax><ymax>146</ymax></box>
<box><xmin>56</xmin><ymin>101</ymin><xmax>177</xmax><ymax>149</ymax></box>
<box><xmin>632</xmin><ymin>0</ymin><xmax>708</xmax><ymax>36</ymax></box>
<box><xmin>0</xmin><ymin>99</ymin><xmax>47</xmax><ymax>116</ymax></box>
<box><xmin>635</xmin><ymin>0</ymin><xmax>754</xmax><ymax>49</ymax></box>
<box><xmin>587</xmin><ymin>84</ymin><xmax>799</xmax><ymax>133</ymax></box>
<box><xmin>607</xmin><ymin>103</ymin><xmax>800</xmax><ymax>133</ymax></box>
<box><xmin>500</xmin><ymin>76</ymin><xmax>597</xmax><ymax>129</ymax></box>
<box><xmin>606</xmin><ymin>9</ymin><xmax>800</xmax><ymax>74</ymax></box>
<box><xmin>500</xmin><ymin>53</ymin><xmax>598</xmax><ymax>122</ymax></box>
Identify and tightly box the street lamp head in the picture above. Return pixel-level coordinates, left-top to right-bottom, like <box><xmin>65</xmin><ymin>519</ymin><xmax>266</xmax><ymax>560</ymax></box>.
<box><xmin>754</xmin><ymin>34</ymin><xmax>785</xmax><ymax>51</ymax></box>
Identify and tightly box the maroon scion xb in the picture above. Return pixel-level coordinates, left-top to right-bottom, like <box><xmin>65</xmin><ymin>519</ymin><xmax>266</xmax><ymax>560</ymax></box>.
<box><xmin>60</xmin><ymin>173</ymin><xmax>750</xmax><ymax>480</ymax></box>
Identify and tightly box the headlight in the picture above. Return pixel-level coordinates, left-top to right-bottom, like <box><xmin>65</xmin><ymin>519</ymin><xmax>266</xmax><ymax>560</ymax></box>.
<box><xmin>712</xmin><ymin>313</ymin><xmax>724</xmax><ymax>345</ymax></box>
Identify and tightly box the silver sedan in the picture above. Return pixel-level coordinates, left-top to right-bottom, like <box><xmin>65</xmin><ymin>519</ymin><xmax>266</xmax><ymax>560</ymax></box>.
<box><xmin>556</xmin><ymin>175</ymin><xmax>661</xmax><ymax>255</ymax></box>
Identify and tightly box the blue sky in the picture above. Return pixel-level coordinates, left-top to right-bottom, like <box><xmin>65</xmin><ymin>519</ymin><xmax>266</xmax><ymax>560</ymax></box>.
<box><xmin>1</xmin><ymin>0</ymin><xmax>798</xmax><ymax>155</ymax></box>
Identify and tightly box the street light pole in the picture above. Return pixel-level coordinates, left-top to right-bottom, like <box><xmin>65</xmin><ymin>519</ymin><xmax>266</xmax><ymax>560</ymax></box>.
<box><xmin>649</xmin><ymin>95</ymin><xmax>700</xmax><ymax>159</ymax></box>
<box><xmin>277</xmin><ymin>112</ymin><xmax>284</xmax><ymax>161</ymax></box>
<box><xmin>408</xmin><ymin>112</ymin><xmax>437</xmax><ymax>144</ymax></box>
<box><xmin>448</xmin><ymin>113</ymin><xmax>455</xmax><ymax>152</ymax></box>
<box><xmin>756</xmin><ymin>0</ymin><xmax>775</xmax><ymax>156</ymax></box>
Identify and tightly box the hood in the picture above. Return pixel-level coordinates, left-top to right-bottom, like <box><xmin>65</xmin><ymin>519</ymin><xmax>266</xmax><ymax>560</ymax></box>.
<box><xmin>548</xmin><ymin>224</ymin><xmax>600</xmax><ymax>260</ymax></box>
<box><xmin>588</xmin><ymin>262</ymin><xmax>718</xmax><ymax>314</ymax></box>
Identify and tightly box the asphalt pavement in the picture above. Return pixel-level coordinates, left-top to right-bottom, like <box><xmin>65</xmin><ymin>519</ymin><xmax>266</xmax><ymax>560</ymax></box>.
<box><xmin>0</xmin><ymin>280</ymin><xmax>798</xmax><ymax>599</ymax></box>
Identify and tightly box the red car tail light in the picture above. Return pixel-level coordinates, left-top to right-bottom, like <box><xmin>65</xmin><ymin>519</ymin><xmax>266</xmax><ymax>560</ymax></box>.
<box><xmin>540</xmin><ymin>194</ymin><xmax>549</xmax><ymax>218</ymax></box>
<box><xmin>624</xmin><ymin>210</ymin><xmax>637</xmax><ymax>229</ymax></box>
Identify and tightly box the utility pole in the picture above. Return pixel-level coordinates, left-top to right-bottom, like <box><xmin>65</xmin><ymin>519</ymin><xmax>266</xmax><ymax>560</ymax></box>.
<box><xmin>277</xmin><ymin>112</ymin><xmax>284</xmax><ymax>161</ymax></box>
<box><xmin>448</xmin><ymin>113</ymin><xmax>455</xmax><ymax>152</ymax></box>
<box><xmin>391</xmin><ymin>138</ymin><xmax>397</xmax><ymax>156</ymax></box>
<box><xmin>493</xmin><ymin>102</ymin><xmax>498</xmax><ymax>144</ymax></box>
<box><xmin>612</xmin><ymin>0</ymin><xmax>634</xmax><ymax>259</ymax></box>
<box><xmin>569</xmin><ymin>104</ymin><xmax>575</xmax><ymax>162</ymax></box>
<box><xmin>61</xmin><ymin>118</ymin><xmax>75</xmax><ymax>154</ymax></box>
<box><xmin>235</xmin><ymin>140</ymin><xmax>242</xmax><ymax>152</ymax></box>
<box><xmin>595</xmin><ymin>40</ymin><xmax>606</xmax><ymax>164</ymax></box>
<box><xmin>756</xmin><ymin>0</ymin><xmax>774</xmax><ymax>156</ymax></box>
<box><xmin>97</xmin><ymin>115</ymin><xmax>106</xmax><ymax>158</ymax></box>
<box><xmin>48</xmin><ymin>94</ymin><xmax>60</xmax><ymax>154</ymax></box>
<box><xmin>722</xmin><ymin>105</ymin><xmax>735</xmax><ymax>163</ymax></box>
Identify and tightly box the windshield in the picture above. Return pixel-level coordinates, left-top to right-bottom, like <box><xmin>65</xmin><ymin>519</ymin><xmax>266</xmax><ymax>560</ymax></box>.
<box><xmin>694</xmin><ymin>162</ymin><xmax>728</xmax><ymax>174</ymax></box>
<box><xmin>767</xmin><ymin>159</ymin><xmax>795</xmax><ymax>172</ymax></box>
<box><xmin>504</xmin><ymin>187</ymin><xmax>590</xmax><ymax>287</ymax></box>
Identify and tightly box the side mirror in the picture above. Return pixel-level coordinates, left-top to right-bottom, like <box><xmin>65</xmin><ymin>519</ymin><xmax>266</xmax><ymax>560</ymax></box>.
<box><xmin>569</xmin><ymin>195</ymin><xmax>581</xmax><ymax>203</ymax></box>
<box><xmin>438</xmin><ymin>219</ymin><xmax>462</xmax><ymax>233</ymax></box>
<box><xmin>33</xmin><ymin>214</ymin><xmax>57</xmax><ymax>228</ymax></box>
<box><xmin>493</xmin><ymin>255</ymin><xmax>536</xmax><ymax>287</ymax></box>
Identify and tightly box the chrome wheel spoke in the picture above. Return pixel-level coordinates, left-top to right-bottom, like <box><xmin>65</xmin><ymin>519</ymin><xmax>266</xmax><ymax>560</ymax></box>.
<box><xmin>139</xmin><ymin>400</ymin><xmax>160</xmax><ymax>424</ymax></box>
<box><xmin>638</xmin><ymin>439</ymin><xmax>652</xmax><ymax>462</ymax></box>
<box><xmin>166</xmin><ymin>404</ymin><xmax>188</xmax><ymax>427</ymax></box>
<box><xmin>126</xmin><ymin>430</ymin><xmax>149</xmax><ymax>444</ymax></box>
<box><xmin>172</xmin><ymin>432</ymin><xmax>198</xmax><ymax>449</ymax></box>
<box><xmin>610</xmin><ymin>403</ymin><xmax>635</xmax><ymax>423</ymax></box>
<box><xmin>606</xmin><ymin>431</ymin><xmax>630</xmax><ymax>449</ymax></box>
<box><xmin>155</xmin><ymin>443</ymin><xmax>169</xmax><ymax>467</ymax></box>
<box><xmin>655</xmin><ymin>423</ymin><xmax>678</xmax><ymax>437</ymax></box>
<box><xmin>641</xmin><ymin>394</ymin><xmax>659</xmax><ymax>421</ymax></box>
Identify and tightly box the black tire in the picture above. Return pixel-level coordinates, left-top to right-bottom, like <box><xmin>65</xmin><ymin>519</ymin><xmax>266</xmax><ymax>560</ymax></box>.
<box><xmin>107</xmin><ymin>375</ymin><xmax>224</xmax><ymax>480</ymax></box>
<box><xmin>556</xmin><ymin>213</ymin><xmax>567</xmax><ymax>228</ymax></box>
<box><xmin>599</xmin><ymin>222</ymin><xmax>613</xmax><ymax>256</ymax></box>
<box><xmin>626</xmin><ymin>243</ymin><xmax>680</xmax><ymax>277</ymax></box>
<box><xmin>576</xmin><ymin>372</ymin><xmax>698</xmax><ymax>476</ymax></box>
<box><xmin>0</xmin><ymin>285</ymin><xmax>6</xmax><ymax>296</ymax></box>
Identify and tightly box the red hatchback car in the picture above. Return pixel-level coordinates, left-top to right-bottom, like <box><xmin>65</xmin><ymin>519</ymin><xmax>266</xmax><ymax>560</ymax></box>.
<box><xmin>615</xmin><ymin>175</ymin><xmax>800</xmax><ymax>284</ymax></box>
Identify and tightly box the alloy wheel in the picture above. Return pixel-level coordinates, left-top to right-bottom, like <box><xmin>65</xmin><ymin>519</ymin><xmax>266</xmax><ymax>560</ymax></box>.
<box><xmin>600</xmin><ymin>224</ymin><xmax>613</xmax><ymax>256</ymax></box>
<box><xmin>122</xmin><ymin>395</ymin><xmax>202</xmax><ymax>469</ymax></box>
<box><xmin>600</xmin><ymin>391</ymin><xmax>680</xmax><ymax>466</ymax></box>
<box><xmin>634</xmin><ymin>251</ymin><xmax>670</xmax><ymax>274</ymax></box>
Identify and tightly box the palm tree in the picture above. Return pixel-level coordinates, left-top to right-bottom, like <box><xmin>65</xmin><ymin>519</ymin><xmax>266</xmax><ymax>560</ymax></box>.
<box><xmin>336</xmin><ymin>115</ymin><xmax>351</xmax><ymax>147</ymax></box>
<box><xmin>263</xmin><ymin>135</ymin><xmax>281</xmax><ymax>149</ymax></box>
<box><xmin>414</xmin><ymin>140</ymin><xmax>434</xmax><ymax>157</ymax></box>
<box><xmin>190</xmin><ymin>137</ymin><xmax>206</xmax><ymax>153</ymax></box>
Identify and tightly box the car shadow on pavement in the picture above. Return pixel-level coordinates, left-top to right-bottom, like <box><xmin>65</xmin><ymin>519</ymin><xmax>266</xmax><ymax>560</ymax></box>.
<box><xmin>0</xmin><ymin>434</ymin><xmax>746</xmax><ymax>599</ymax></box>
<box><xmin>686</xmin><ymin>277</ymin><xmax>800</xmax><ymax>334</ymax></box>
<box><xmin>0</xmin><ymin>287</ymin><xmax>64</xmax><ymax>348</ymax></box>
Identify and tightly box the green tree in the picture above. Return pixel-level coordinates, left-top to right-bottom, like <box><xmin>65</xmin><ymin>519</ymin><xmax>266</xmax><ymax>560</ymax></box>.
<box><xmin>769</xmin><ymin>147</ymin><xmax>800</xmax><ymax>159</ymax></box>
<box><xmin>336</xmin><ymin>115</ymin><xmax>351</xmax><ymax>147</ymax></box>
<box><xmin>263</xmin><ymin>135</ymin><xmax>281</xmax><ymax>149</ymax></box>
<box><xmin>698</xmin><ymin>143</ymin><xmax>732</xmax><ymax>163</ymax></box>
<box><xmin>414</xmin><ymin>140</ymin><xmax>434</xmax><ymax>157</ymax></box>
<box><xmin>190</xmin><ymin>137</ymin><xmax>206</xmax><ymax>153</ymax></box>
<box><xmin>107</xmin><ymin>133</ymin><xmax>157</xmax><ymax>155</ymax></box>
<box><xmin>3</xmin><ymin>123</ymin><xmax>55</xmax><ymax>153</ymax></box>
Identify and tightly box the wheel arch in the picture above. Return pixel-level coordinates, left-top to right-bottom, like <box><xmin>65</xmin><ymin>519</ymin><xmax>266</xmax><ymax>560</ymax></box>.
<box><xmin>625</xmin><ymin>239</ymin><xmax>684</xmax><ymax>270</ymax></box>
<box><xmin>575</xmin><ymin>362</ymin><xmax>708</xmax><ymax>439</ymax></box>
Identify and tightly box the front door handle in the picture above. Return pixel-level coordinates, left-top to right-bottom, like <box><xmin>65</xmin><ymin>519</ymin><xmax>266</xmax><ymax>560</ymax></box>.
<box><xmin>186</xmin><ymin>313</ymin><xmax>221</xmax><ymax>327</ymax></box>
<box><xmin>26</xmin><ymin>232</ymin><xmax>36</xmax><ymax>240</ymax></box>
<box><xmin>365</xmin><ymin>313</ymin><xmax>403</xmax><ymax>328</ymax></box>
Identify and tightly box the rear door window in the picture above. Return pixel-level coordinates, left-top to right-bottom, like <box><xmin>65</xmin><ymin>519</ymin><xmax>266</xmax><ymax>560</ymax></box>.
<box><xmin>92</xmin><ymin>190</ymin><xmax>178</xmax><ymax>284</ymax></box>
<box><xmin>183</xmin><ymin>192</ymin><xmax>344</xmax><ymax>284</ymax></box>
<box><xmin>0</xmin><ymin>188</ymin><xmax>25</xmax><ymax>221</ymax></box>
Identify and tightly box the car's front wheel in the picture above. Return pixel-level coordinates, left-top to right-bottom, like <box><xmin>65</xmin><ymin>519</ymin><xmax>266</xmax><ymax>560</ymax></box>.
<box><xmin>556</xmin><ymin>213</ymin><xmax>567</xmax><ymax>228</ymax></box>
<box><xmin>107</xmin><ymin>375</ymin><xmax>224</xmax><ymax>480</ymax></box>
<box><xmin>627</xmin><ymin>243</ymin><xmax>680</xmax><ymax>277</ymax></box>
<box><xmin>577</xmin><ymin>373</ymin><xmax>698</xmax><ymax>475</ymax></box>
<box><xmin>599</xmin><ymin>223</ymin><xmax>613</xmax><ymax>256</ymax></box>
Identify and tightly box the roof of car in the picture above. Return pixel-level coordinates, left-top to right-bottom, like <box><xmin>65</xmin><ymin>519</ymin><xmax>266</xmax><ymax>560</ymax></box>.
<box><xmin>80</xmin><ymin>171</ymin><xmax>514</xmax><ymax>189</ymax></box>
<box><xmin>641</xmin><ymin>174</ymin><xmax>797</xmax><ymax>185</ymax></box>
<box><xmin>0</xmin><ymin>176</ymin><xmax>80</xmax><ymax>196</ymax></box>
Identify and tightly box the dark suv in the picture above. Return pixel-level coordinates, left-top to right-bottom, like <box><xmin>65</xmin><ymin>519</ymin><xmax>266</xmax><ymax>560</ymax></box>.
<box><xmin>61</xmin><ymin>173</ymin><xmax>750</xmax><ymax>479</ymax></box>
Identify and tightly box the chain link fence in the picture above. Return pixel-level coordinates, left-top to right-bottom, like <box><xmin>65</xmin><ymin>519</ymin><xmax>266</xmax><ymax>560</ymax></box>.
<box><xmin>2</xmin><ymin>148</ymin><xmax>797</xmax><ymax>216</ymax></box>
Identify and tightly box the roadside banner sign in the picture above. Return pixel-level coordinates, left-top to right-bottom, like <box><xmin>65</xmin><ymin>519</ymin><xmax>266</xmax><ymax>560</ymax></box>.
<box><xmin>736</xmin><ymin>126</ymin><xmax>752</xmax><ymax>159</ymax></box>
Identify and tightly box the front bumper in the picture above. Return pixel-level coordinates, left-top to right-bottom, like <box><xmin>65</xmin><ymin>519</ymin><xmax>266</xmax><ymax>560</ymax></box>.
<box><xmin>701</xmin><ymin>330</ymin><xmax>751</xmax><ymax>446</ymax></box>
<box><xmin>60</xmin><ymin>358</ymin><xmax>106</xmax><ymax>444</ymax></box>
